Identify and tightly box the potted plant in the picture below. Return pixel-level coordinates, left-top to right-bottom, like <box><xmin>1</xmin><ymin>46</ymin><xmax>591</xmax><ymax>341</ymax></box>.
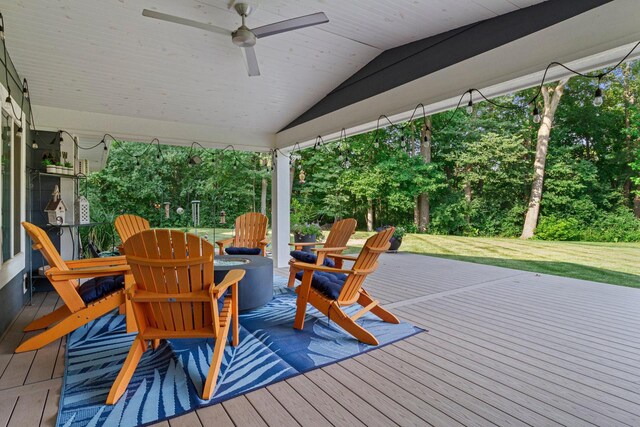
<box><xmin>42</xmin><ymin>158</ymin><xmax>56</xmax><ymax>173</ymax></box>
<box><xmin>292</xmin><ymin>222</ymin><xmax>323</xmax><ymax>252</ymax></box>
<box><xmin>55</xmin><ymin>161</ymin><xmax>64</xmax><ymax>175</ymax></box>
<box><xmin>388</xmin><ymin>226</ymin><xmax>406</xmax><ymax>251</ymax></box>
<box><xmin>64</xmin><ymin>161</ymin><xmax>74</xmax><ymax>175</ymax></box>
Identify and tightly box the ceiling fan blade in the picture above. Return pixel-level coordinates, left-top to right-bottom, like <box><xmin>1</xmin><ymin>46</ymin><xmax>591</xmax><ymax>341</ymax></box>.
<box><xmin>142</xmin><ymin>9</ymin><xmax>231</xmax><ymax>37</ymax></box>
<box><xmin>252</xmin><ymin>12</ymin><xmax>328</xmax><ymax>38</ymax></box>
<box><xmin>242</xmin><ymin>46</ymin><xmax>260</xmax><ymax>77</ymax></box>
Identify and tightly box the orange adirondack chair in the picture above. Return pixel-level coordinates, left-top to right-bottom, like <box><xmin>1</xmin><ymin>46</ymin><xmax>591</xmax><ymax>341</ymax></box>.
<box><xmin>215</xmin><ymin>212</ymin><xmax>268</xmax><ymax>256</ymax></box>
<box><xmin>115</xmin><ymin>214</ymin><xmax>150</xmax><ymax>254</ymax></box>
<box><xmin>293</xmin><ymin>227</ymin><xmax>400</xmax><ymax>345</ymax></box>
<box><xmin>107</xmin><ymin>229</ymin><xmax>245</xmax><ymax>404</ymax></box>
<box><xmin>17</xmin><ymin>222</ymin><xmax>132</xmax><ymax>353</ymax></box>
<box><xmin>287</xmin><ymin>218</ymin><xmax>357</xmax><ymax>287</ymax></box>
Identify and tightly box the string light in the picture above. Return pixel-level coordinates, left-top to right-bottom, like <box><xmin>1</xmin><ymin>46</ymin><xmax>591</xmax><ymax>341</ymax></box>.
<box><xmin>466</xmin><ymin>90</ymin><xmax>474</xmax><ymax>114</ymax></box>
<box><xmin>532</xmin><ymin>106</ymin><xmax>541</xmax><ymax>123</ymax></box>
<box><xmin>593</xmin><ymin>76</ymin><xmax>604</xmax><ymax>107</ymax></box>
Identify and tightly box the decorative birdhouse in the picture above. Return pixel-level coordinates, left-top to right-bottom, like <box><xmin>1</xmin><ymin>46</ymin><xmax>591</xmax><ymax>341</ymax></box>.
<box><xmin>75</xmin><ymin>195</ymin><xmax>90</xmax><ymax>224</ymax></box>
<box><xmin>44</xmin><ymin>185</ymin><xmax>67</xmax><ymax>224</ymax></box>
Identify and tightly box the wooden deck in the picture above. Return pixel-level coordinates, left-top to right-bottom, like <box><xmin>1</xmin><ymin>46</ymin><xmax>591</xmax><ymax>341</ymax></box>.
<box><xmin>1</xmin><ymin>252</ymin><xmax>640</xmax><ymax>426</ymax></box>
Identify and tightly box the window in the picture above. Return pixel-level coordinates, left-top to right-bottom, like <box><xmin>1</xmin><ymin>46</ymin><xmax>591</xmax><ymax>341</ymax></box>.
<box><xmin>1</xmin><ymin>110</ymin><xmax>11</xmax><ymax>262</ymax></box>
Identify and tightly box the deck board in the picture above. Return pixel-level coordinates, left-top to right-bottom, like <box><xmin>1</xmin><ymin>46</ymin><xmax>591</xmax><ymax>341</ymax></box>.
<box><xmin>2</xmin><ymin>252</ymin><xmax>640</xmax><ymax>426</ymax></box>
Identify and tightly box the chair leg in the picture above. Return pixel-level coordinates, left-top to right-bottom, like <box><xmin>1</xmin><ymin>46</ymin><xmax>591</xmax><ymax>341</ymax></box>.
<box><xmin>16</xmin><ymin>294</ymin><xmax>123</xmax><ymax>353</ymax></box>
<box><xmin>23</xmin><ymin>305</ymin><xmax>71</xmax><ymax>332</ymax></box>
<box><xmin>358</xmin><ymin>290</ymin><xmax>400</xmax><ymax>324</ymax></box>
<box><xmin>293</xmin><ymin>274</ymin><xmax>312</xmax><ymax>330</ymax></box>
<box><xmin>287</xmin><ymin>265</ymin><xmax>298</xmax><ymax>288</ymax></box>
<box><xmin>332</xmin><ymin>308</ymin><xmax>379</xmax><ymax>346</ymax></box>
<box><xmin>202</xmin><ymin>321</ymin><xmax>231</xmax><ymax>400</ymax></box>
<box><xmin>106</xmin><ymin>336</ymin><xmax>147</xmax><ymax>404</ymax></box>
<box><xmin>118</xmin><ymin>303</ymin><xmax>126</xmax><ymax>315</ymax></box>
<box><xmin>151</xmin><ymin>339</ymin><xmax>161</xmax><ymax>350</ymax></box>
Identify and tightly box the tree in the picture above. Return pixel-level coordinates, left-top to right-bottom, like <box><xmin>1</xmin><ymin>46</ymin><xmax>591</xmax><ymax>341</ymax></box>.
<box><xmin>417</xmin><ymin>118</ymin><xmax>432</xmax><ymax>231</ymax></box>
<box><xmin>521</xmin><ymin>78</ymin><xmax>570</xmax><ymax>239</ymax></box>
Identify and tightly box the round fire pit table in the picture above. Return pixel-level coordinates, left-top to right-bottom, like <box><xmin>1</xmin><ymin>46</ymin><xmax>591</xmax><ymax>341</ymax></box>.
<box><xmin>213</xmin><ymin>255</ymin><xmax>273</xmax><ymax>311</ymax></box>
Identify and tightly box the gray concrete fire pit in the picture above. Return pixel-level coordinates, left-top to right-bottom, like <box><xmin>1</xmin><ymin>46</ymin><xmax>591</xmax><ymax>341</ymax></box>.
<box><xmin>213</xmin><ymin>255</ymin><xmax>273</xmax><ymax>311</ymax></box>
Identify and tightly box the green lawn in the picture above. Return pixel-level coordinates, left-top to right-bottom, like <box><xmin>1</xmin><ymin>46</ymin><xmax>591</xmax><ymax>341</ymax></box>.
<box><xmin>349</xmin><ymin>232</ymin><xmax>640</xmax><ymax>288</ymax></box>
<box><xmin>189</xmin><ymin>228</ymin><xmax>639</xmax><ymax>288</ymax></box>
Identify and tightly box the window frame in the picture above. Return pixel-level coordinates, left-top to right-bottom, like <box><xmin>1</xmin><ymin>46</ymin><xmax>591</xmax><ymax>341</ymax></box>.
<box><xmin>0</xmin><ymin>84</ymin><xmax>26</xmax><ymax>290</ymax></box>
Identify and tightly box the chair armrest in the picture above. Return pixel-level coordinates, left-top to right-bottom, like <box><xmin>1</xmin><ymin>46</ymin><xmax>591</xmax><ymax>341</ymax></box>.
<box><xmin>311</xmin><ymin>246</ymin><xmax>348</xmax><ymax>253</ymax></box>
<box><xmin>328</xmin><ymin>253</ymin><xmax>358</xmax><ymax>261</ymax></box>
<box><xmin>47</xmin><ymin>265</ymin><xmax>131</xmax><ymax>281</ymax></box>
<box><xmin>215</xmin><ymin>238</ymin><xmax>234</xmax><ymax>247</ymax></box>
<box><xmin>211</xmin><ymin>269</ymin><xmax>245</xmax><ymax>297</ymax></box>
<box><xmin>289</xmin><ymin>242</ymin><xmax>325</xmax><ymax>247</ymax></box>
<box><xmin>65</xmin><ymin>256</ymin><xmax>128</xmax><ymax>268</ymax></box>
<box><xmin>292</xmin><ymin>262</ymin><xmax>353</xmax><ymax>275</ymax></box>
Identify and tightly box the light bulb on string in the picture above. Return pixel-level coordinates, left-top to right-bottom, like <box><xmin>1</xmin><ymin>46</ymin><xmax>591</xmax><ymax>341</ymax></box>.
<box><xmin>593</xmin><ymin>87</ymin><xmax>604</xmax><ymax>107</ymax></box>
<box><xmin>374</xmin><ymin>138</ymin><xmax>379</xmax><ymax>149</ymax></box>
<box><xmin>400</xmin><ymin>136</ymin><xmax>406</xmax><ymax>148</ymax></box>
<box><xmin>15</xmin><ymin>126</ymin><xmax>22</xmax><ymax>138</ymax></box>
<box><xmin>32</xmin><ymin>140</ymin><xmax>38</xmax><ymax>149</ymax></box>
<box><xmin>466</xmin><ymin>99</ymin><xmax>473</xmax><ymax>115</ymax></box>
<box><xmin>532</xmin><ymin>106</ymin><xmax>541</xmax><ymax>124</ymax></box>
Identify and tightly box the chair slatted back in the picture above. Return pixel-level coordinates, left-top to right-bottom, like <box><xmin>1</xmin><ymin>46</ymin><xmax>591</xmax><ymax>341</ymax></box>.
<box><xmin>324</xmin><ymin>218</ymin><xmax>357</xmax><ymax>248</ymax></box>
<box><xmin>338</xmin><ymin>227</ymin><xmax>394</xmax><ymax>304</ymax></box>
<box><xmin>115</xmin><ymin>214</ymin><xmax>150</xmax><ymax>246</ymax></box>
<box><xmin>233</xmin><ymin>212</ymin><xmax>268</xmax><ymax>249</ymax></box>
<box><xmin>124</xmin><ymin>229</ymin><xmax>214</xmax><ymax>332</ymax></box>
<box><xmin>22</xmin><ymin>222</ymin><xmax>86</xmax><ymax>310</ymax></box>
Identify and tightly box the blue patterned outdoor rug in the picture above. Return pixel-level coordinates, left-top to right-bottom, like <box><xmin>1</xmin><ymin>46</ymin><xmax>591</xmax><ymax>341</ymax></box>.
<box><xmin>57</xmin><ymin>276</ymin><xmax>422</xmax><ymax>427</ymax></box>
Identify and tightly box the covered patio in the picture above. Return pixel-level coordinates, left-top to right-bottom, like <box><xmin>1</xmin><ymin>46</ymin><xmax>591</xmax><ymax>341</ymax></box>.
<box><xmin>2</xmin><ymin>255</ymin><xmax>640</xmax><ymax>426</ymax></box>
<box><xmin>1</xmin><ymin>0</ymin><xmax>640</xmax><ymax>426</ymax></box>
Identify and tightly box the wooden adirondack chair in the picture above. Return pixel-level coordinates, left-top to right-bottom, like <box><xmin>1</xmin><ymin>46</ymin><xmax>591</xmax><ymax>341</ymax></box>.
<box><xmin>107</xmin><ymin>229</ymin><xmax>245</xmax><ymax>404</ymax></box>
<box><xmin>115</xmin><ymin>214</ymin><xmax>150</xmax><ymax>254</ymax></box>
<box><xmin>215</xmin><ymin>212</ymin><xmax>268</xmax><ymax>256</ymax></box>
<box><xmin>293</xmin><ymin>227</ymin><xmax>400</xmax><ymax>345</ymax></box>
<box><xmin>17</xmin><ymin>222</ymin><xmax>132</xmax><ymax>353</ymax></box>
<box><xmin>287</xmin><ymin>218</ymin><xmax>357</xmax><ymax>287</ymax></box>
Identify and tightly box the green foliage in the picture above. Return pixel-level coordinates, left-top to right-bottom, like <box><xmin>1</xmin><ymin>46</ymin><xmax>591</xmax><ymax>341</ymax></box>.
<box><xmin>86</xmin><ymin>142</ymin><xmax>269</xmax><ymax>233</ymax></box>
<box><xmin>291</xmin><ymin>223</ymin><xmax>323</xmax><ymax>236</ymax></box>
<box><xmin>535</xmin><ymin>216</ymin><xmax>583</xmax><ymax>241</ymax></box>
<box><xmin>392</xmin><ymin>226</ymin><xmax>406</xmax><ymax>240</ymax></box>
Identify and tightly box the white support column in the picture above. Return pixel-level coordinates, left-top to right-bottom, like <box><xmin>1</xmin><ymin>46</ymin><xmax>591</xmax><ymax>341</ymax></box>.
<box><xmin>271</xmin><ymin>151</ymin><xmax>290</xmax><ymax>268</ymax></box>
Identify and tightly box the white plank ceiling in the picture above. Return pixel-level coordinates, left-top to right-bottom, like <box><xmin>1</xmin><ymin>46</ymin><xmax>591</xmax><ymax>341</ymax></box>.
<box><xmin>0</xmin><ymin>0</ymin><xmax>544</xmax><ymax>150</ymax></box>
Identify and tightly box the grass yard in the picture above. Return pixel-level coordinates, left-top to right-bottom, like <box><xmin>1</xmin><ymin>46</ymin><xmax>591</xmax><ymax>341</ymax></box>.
<box><xmin>189</xmin><ymin>228</ymin><xmax>639</xmax><ymax>288</ymax></box>
<box><xmin>350</xmin><ymin>232</ymin><xmax>640</xmax><ymax>288</ymax></box>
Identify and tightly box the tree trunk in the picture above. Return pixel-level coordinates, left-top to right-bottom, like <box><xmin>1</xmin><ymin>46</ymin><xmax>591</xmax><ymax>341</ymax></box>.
<box><xmin>418</xmin><ymin>118</ymin><xmax>432</xmax><ymax>232</ymax></box>
<box><xmin>634</xmin><ymin>195</ymin><xmax>640</xmax><ymax>218</ymax></box>
<box><xmin>260</xmin><ymin>177</ymin><xmax>267</xmax><ymax>215</ymax></box>
<box><xmin>366</xmin><ymin>199</ymin><xmax>374</xmax><ymax>232</ymax></box>
<box><xmin>521</xmin><ymin>78</ymin><xmax>569</xmax><ymax>239</ymax></box>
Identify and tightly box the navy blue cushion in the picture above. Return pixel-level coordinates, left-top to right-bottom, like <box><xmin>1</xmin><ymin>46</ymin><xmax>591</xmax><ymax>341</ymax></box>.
<box><xmin>78</xmin><ymin>275</ymin><xmax>125</xmax><ymax>304</ymax></box>
<box><xmin>295</xmin><ymin>270</ymin><xmax>347</xmax><ymax>300</ymax></box>
<box><xmin>225</xmin><ymin>247</ymin><xmax>261</xmax><ymax>255</ymax></box>
<box><xmin>290</xmin><ymin>250</ymin><xmax>335</xmax><ymax>267</ymax></box>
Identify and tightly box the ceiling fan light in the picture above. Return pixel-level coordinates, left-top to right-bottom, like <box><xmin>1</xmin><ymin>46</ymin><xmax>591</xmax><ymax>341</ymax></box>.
<box><xmin>232</xmin><ymin>26</ymin><xmax>256</xmax><ymax>47</ymax></box>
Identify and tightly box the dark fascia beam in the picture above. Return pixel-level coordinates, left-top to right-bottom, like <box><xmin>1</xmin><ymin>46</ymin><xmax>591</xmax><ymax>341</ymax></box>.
<box><xmin>280</xmin><ymin>0</ymin><xmax>613</xmax><ymax>132</ymax></box>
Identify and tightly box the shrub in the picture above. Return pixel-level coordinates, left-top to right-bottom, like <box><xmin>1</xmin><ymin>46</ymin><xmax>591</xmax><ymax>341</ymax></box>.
<box><xmin>535</xmin><ymin>216</ymin><xmax>582</xmax><ymax>241</ymax></box>
<box><xmin>580</xmin><ymin>209</ymin><xmax>640</xmax><ymax>242</ymax></box>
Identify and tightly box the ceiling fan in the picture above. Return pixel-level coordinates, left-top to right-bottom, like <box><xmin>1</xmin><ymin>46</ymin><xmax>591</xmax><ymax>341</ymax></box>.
<box><xmin>142</xmin><ymin>3</ymin><xmax>329</xmax><ymax>77</ymax></box>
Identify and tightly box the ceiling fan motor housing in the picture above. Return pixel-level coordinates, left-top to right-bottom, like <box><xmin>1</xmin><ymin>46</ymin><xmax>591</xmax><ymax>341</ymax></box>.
<box><xmin>232</xmin><ymin>26</ymin><xmax>256</xmax><ymax>47</ymax></box>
